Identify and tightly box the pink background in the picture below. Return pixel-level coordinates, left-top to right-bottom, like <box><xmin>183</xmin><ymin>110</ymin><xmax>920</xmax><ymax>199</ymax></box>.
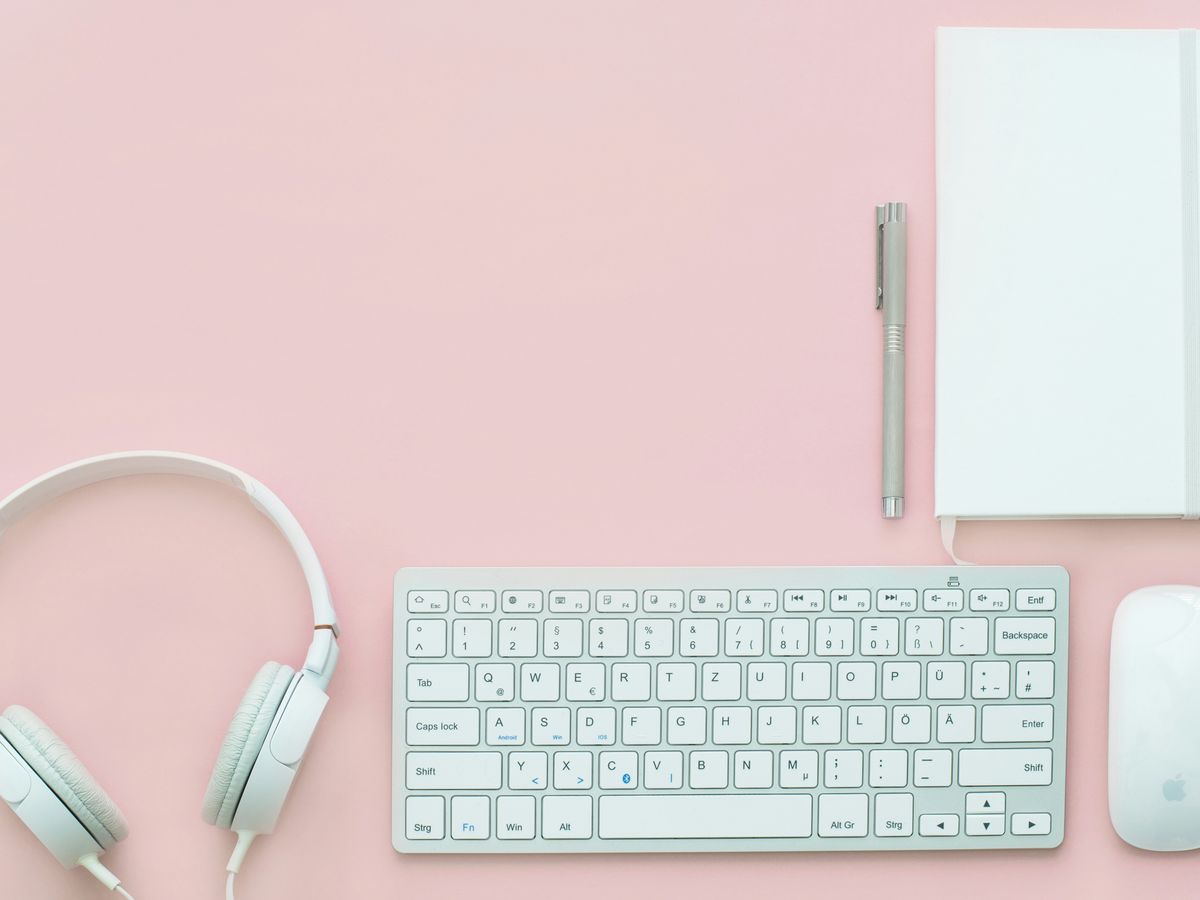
<box><xmin>2</xmin><ymin>2</ymin><xmax>1199</xmax><ymax>897</ymax></box>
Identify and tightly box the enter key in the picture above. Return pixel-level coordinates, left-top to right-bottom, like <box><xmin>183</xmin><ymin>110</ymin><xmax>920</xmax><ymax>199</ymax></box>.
<box><xmin>981</xmin><ymin>704</ymin><xmax>1053</xmax><ymax>742</ymax></box>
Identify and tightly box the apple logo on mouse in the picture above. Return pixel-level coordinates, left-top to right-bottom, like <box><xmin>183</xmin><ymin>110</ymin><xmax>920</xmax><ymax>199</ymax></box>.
<box><xmin>1163</xmin><ymin>775</ymin><xmax>1187</xmax><ymax>803</ymax></box>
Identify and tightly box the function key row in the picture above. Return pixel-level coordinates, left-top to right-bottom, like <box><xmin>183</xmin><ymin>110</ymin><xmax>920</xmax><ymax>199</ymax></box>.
<box><xmin>408</xmin><ymin>589</ymin><xmax>1057</xmax><ymax>615</ymax></box>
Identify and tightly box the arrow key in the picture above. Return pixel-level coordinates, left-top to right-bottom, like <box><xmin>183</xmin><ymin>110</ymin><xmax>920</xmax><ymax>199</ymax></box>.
<box><xmin>918</xmin><ymin>813</ymin><xmax>960</xmax><ymax>836</ymax></box>
<box><xmin>965</xmin><ymin>791</ymin><xmax>1006</xmax><ymax>814</ymax></box>
<box><xmin>966</xmin><ymin>814</ymin><xmax>1005</xmax><ymax>836</ymax></box>
<box><xmin>1011</xmin><ymin>813</ymin><xmax>1052</xmax><ymax>836</ymax></box>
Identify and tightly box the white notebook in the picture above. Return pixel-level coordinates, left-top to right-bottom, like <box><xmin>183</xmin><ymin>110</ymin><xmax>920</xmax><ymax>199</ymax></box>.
<box><xmin>936</xmin><ymin>26</ymin><xmax>1200</xmax><ymax>520</ymax></box>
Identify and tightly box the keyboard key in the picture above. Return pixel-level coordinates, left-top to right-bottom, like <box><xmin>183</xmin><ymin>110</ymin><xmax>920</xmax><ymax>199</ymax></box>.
<box><xmin>406</xmin><ymin>663</ymin><xmax>469</xmax><ymax>702</ymax></box>
<box><xmin>881</xmin><ymin>661</ymin><xmax>921</xmax><ymax>700</ymax></box>
<box><xmin>407</xmin><ymin>619</ymin><xmax>447</xmax><ymax>657</ymax></box>
<box><xmin>502</xmin><ymin>590</ymin><xmax>544</xmax><ymax>613</ymax></box>
<box><xmin>453</xmin><ymin>619</ymin><xmax>493</xmax><ymax>658</ymax></box>
<box><xmin>1011</xmin><ymin>813</ymin><xmax>1052</xmax><ymax>835</ymax></box>
<box><xmin>904</xmin><ymin>618</ymin><xmax>944</xmax><ymax>655</ymax></box>
<box><xmin>520</xmin><ymin>663</ymin><xmax>560</xmax><ymax>701</ymax></box>
<box><xmin>936</xmin><ymin>705</ymin><xmax>976</xmax><ymax>743</ymax></box>
<box><xmin>485</xmin><ymin>707</ymin><xmax>525</xmax><ymax>745</ymax></box>
<box><xmin>689</xmin><ymin>750</ymin><xmax>729</xmax><ymax>788</ymax></box>
<box><xmin>407</xmin><ymin>590</ymin><xmax>448</xmax><ymax>613</ymax></box>
<box><xmin>544</xmin><ymin>619</ymin><xmax>584</xmax><ymax>657</ymax></box>
<box><xmin>553</xmin><ymin>751</ymin><xmax>593</xmax><ymax>789</ymax></box>
<box><xmin>860</xmin><ymin>618</ymin><xmax>899</xmax><ymax>656</ymax></box>
<box><xmin>406</xmin><ymin>796</ymin><xmax>445</xmax><ymax>840</ymax></box>
<box><xmin>958</xmin><ymin>749</ymin><xmax>1052</xmax><ymax>785</ymax></box>
<box><xmin>597</xmin><ymin>590</ymin><xmax>637</xmax><ymax>613</ymax></box>
<box><xmin>966</xmin><ymin>792</ymin><xmax>1006</xmax><ymax>814</ymax></box>
<box><xmin>981</xmin><ymin>704</ymin><xmax>1053</xmax><ymax>742</ymax></box>
<box><xmin>599</xmin><ymin>795</ymin><xmax>813</xmax><ymax>839</ymax></box>
<box><xmin>747</xmin><ymin>662</ymin><xmax>787</xmax><ymax>700</ymax></box>
<box><xmin>508</xmin><ymin>751</ymin><xmax>547</xmax><ymax>789</ymax></box>
<box><xmin>779</xmin><ymin>750</ymin><xmax>819</xmax><ymax>788</ymax></box>
<box><xmin>970</xmin><ymin>589</ymin><xmax>1010</xmax><ymax>611</ymax></box>
<box><xmin>994</xmin><ymin>617</ymin><xmax>1055</xmax><ymax>654</ymax></box>
<box><xmin>922</xmin><ymin>589</ymin><xmax>964</xmax><ymax>611</ymax></box>
<box><xmin>576</xmin><ymin>707</ymin><xmax>617</xmax><ymax>745</ymax></box>
<box><xmin>966</xmin><ymin>814</ymin><xmax>1005</xmax><ymax>836</ymax></box>
<box><xmin>712</xmin><ymin>706</ymin><xmax>752</xmax><ymax>744</ymax></box>
<box><xmin>724</xmin><ymin>618</ymin><xmax>764</xmax><ymax>656</ymax></box>
<box><xmin>737</xmin><ymin>589</ymin><xmax>778</xmax><ymax>612</ymax></box>
<box><xmin>769</xmin><ymin>618</ymin><xmax>810</xmax><ymax>656</ymax></box>
<box><xmin>891</xmin><ymin>705</ymin><xmax>931</xmax><ymax>743</ymax></box>
<box><xmin>599</xmin><ymin>751</ymin><xmax>639</xmax><ymax>788</ymax></box>
<box><xmin>450</xmin><ymin>796</ymin><xmax>490</xmax><ymax>839</ymax></box>
<box><xmin>621</xmin><ymin>707</ymin><xmax>661</xmax><ymax>745</ymax></box>
<box><xmin>455</xmin><ymin>590</ymin><xmax>496</xmax><ymax>613</ymax></box>
<box><xmin>733</xmin><ymin>750</ymin><xmax>774</xmax><ymax>788</ymax></box>
<box><xmin>702</xmin><ymin>662</ymin><xmax>742</xmax><ymax>700</ymax></box>
<box><xmin>757</xmin><ymin>706</ymin><xmax>797</xmax><ymax>744</ymax></box>
<box><xmin>817</xmin><ymin>793</ymin><xmax>868</xmax><ymax>837</ymax></box>
<box><xmin>667</xmin><ymin>707</ymin><xmax>707</xmax><ymax>745</ymax></box>
<box><xmin>918</xmin><ymin>813</ymin><xmax>960</xmax><ymax>836</ymax></box>
<box><xmin>823</xmin><ymin>749</ymin><xmax>863</xmax><ymax>788</ymax></box>
<box><xmin>549</xmin><ymin>590</ymin><xmax>589</xmax><ymax>613</ymax></box>
<box><xmin>611</xmin><ymin>663</ymin><xmax>651</xmax><ymax>701</ymax></box>
<box><xmin>496</xmin><ymin>796</ymin><xmax>536</xmax><ymax>840</ymax></box>
<box><xmin>783</xmin><ymin>589</ymin><xmax>824</xmax><ymax>612</ymax></box>
<box><xmin>474</xmin><ymin>663</ymin><xmax>514</xmax><ymax>702</ymax></box>
<box><xmin>876</xmin><ymin>589</ymin><xmax>917</xmax><ymax>612</ymax></box>
<box><xmin>831</xmin><ymin>590</ymin><xmax>871</xmax><ymax>612</ymax></box>
<box><xmin>837</xmin><ymin>662</ymin><xmax>877</xmax><ymax>700</ymax></box>
<box><xmin>644</xmin><ymin>750</ymin><xmax>684</xmax><ymax>788</ymax></box>
<box><xmin>971</xmin><ymin>661</ymin><xmax>1010</xmax><ymax>699</ymax></box>
<box><xmin>874</xmin><ymin>793</ymin><xmax>914</xmax><ymax>837</ymax></box>
<box><xmin>689</xmin><ymin>590</ymin><xmax>732</xmax><ymax>612</ymax></box>
<box><xmin>531</xmin><ymin>708</ymin><xmax>571</xmax><ymax>745</ymax></box>
<box><xmin>1015</xmin><ymin>589</ymin><xmax>1056</xmax><ymax>611</ymax></box>
<box><xmin>792</xmin><ymin>662</ymin><xmax>832</xmax><ymax>700</ymax></box>
<box><xmin>949</xmin><ymin>617</ymin><xmax>988</xmax><ymax>655</ymax></box>
<box><xmin>656</xmin><ymin>662</ymin><xmax>696</xmax><ymax>700</ymax></box>
<box><xmin>405</xmin><ymin>752</ymin><xmax>502</xmax><ymax>790</ymax></box>
<box><xmin>407</xmin><ymin>708</ymin><xmax>479</xmax><ymax>746</ymax></box>
<box><xmin>1016</xmin><ymin>661</ymin><xmax>1055</xmax><ymax>699</ymax></box>
<box><xmin>846</xmin><ymin>705</ymin><xmax>886</xmax><ymax>744</ymax></box>
<box><xmin>868</xmin><ymin>749</ymin><xmax>908</xmax><ymax>787</ymax></box>
<box><xmin>542</xmin><ymin>796</ymin><xmax>593</xmax><ymax>839</ymax></box>
<box><xmin>634</xmin><ymin>619</ymin><xmax>674</xmax><ymax>656</ymax></box>
<box><xmin>926</xmin><ymin>661</ymin><xmax>966</xmax><ymax>699</ymax></box>
<box><xmin>643</xmin><ymin>590</ymin><xmax>685</xmax><ymax>612</ymax></box>
<box><xmin>815</xmin><ymin>619</ymin><xmax>854</xmax><ymax>656</ymax></box>
<box><xmin>588</xmin><ymin>619</ymin><xmax>629</xmax><ymax>657</ymax></box>
<box><xmin>802</xmin><ymin>706</ymin><xmax>841</xmax><ymax>743</ymax></box>
<box><xmin>565</xmin><ymin>663</ymin><xmax>605</xmax><ymax>700</ymax></box>
<box><xmin>912</xmin><ymin>749</ymin><xmax>952</xmax><ymax>787</ymax></box>
<box><xmin>679</xmin><ymin>619</ymin><xmax>719</xmax><ymax>657</ymax></box>
<box><xmin>498</xmin><ymin>620</ymin><xmax>538</xmax><ymax>657</ymax></box>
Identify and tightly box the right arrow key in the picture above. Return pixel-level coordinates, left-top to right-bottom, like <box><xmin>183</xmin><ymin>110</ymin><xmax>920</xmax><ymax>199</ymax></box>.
<box><xmin>1011</xmin><ymin>813</ymin><xmax>1052</xmax><ymax>836</ymax></box>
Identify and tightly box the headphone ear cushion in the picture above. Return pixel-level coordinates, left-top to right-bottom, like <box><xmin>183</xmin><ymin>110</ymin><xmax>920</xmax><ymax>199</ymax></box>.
<box><xmin>202</xmin><ymin>661</ymin><xmax>294</xmax><ymax>829</ymax></box>
<box><xmin>0</xmin><ymin>706</ymin><xmax>129</xmax><ymax>848</ymax></box>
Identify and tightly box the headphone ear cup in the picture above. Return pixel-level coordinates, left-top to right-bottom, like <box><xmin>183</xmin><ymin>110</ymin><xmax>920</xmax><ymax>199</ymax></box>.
<box><xmin>0</xmin><ymin>706</ymin><xmax>129</xmax><ymax>849</ymax></box>
<box><xmin>203</xmin><ymin>662</ymin><xmax>294</xmax><ymax>830</ymax></box>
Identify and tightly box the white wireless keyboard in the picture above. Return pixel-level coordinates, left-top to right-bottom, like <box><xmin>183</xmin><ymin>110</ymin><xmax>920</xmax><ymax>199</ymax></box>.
<box><xmin>392</xmin><ymin>566</ymin><xmax>1068</xmax><ymax>853</ymax></box>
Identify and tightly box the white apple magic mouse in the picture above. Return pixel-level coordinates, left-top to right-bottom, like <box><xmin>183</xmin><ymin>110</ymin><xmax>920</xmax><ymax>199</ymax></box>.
<box><xmin>1109</xmin><ymin>585</ymin><xmax>1200</xmax><ymax>850</ymax></box>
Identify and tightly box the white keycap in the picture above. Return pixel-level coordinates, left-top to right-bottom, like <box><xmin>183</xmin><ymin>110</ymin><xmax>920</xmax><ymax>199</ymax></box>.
<box><xmin>837</xmin><ymin>662</ymin><xmax>877</xmax><ymax>700</ymax></box>
<box><xmin>846</xmin><ymin>705</ymin><xmax>886</xmax><ymax>744</ymax></box>
<box><xmin>531</xmin><ymin>708</ymin><xmax>571</xmax><ymax>745</ymax></box>
<box><xmin>644</xmin><ymin>751</ymin><xmax>684</xmax><ymax>788</ymax></box>
<box><xmin>868</xmin><ymin>749</ymin><xmax>908</xmax><ymax>787</ymax></box>
<box><xmin>747</xmin><ymin>662</ymin><xmax>787</xmax><ymax>700</ymax></box>
<box><xmin>599</xmin><ymin>751</ymin><xmax>639</xmax><ymax>788</ymax></box>
<box><xmin>508</xmin><ymin>751</ymin><xmax>547</xmax><ymax>789</ymax></box>
<box><xmin>408</xmin><ymin>590</ymin><xmax>449</xmax><ymax>613</ymax></box>
<box><xmin>498</xmin><ymin>620</ymin><xmax>538</xmax><ymax>657</ymax></box>
<box><xmin>407</xmin><ymin>708</ymin><xmax>479</xmax><ymax>746</ymax></box>
<box><xmin>972</xmin><ymin>660</ymin><xmax>1010</xmax><ymax>699</ymax></box>
<box><xmin>407</xmin><ymin>663</ymin><xmax>469</xmax><ymax>701</ymax></box>
<box><xmin>792</xmin><ymin>662</ymin><xmax>832</xmax><ymax>700</ymax></box>
<box><xmin>966</xmin><ymin>814</ymin><xmax>1005</xmax><ymax>836</ymax></box>
<box><xmin>542</xmin><ymin>796</ymin><xmax>593</xmax><ymax>839</ymax></box>
<box><xmin>496</xmin><ymin>796</ymin><xmax>536</xmax><ymax>840</ymax></box>
<box><xmin>407</xmin><ymin>619</ymin><xmax>447</xmax><ymax>658</ymax></box>
<box><xmin>599</xmin><ymin>795</ymin><xmax>813</xmax><ymax>839</ymax></box>
<box><xmin>596</xmin><ymin>590</ymin><xmax>637</xmax><ymax>613</ymax></box>
<box><xmin>576</xmin><ymin>707</ymin><xmax>616</xmax><ymax>745</ymax></box>
<box><xmin>959</xmin><ymin>749</ymin><xmax>1052</xmax><ymax>785</ymax></box>
<box><xmin>588</xmin><ymin>619</ymin><xmax>629</xmax><ymax>657</ymax></box>
<box><xmin>966</xmin><ymin>792</ymin><xmax>1006</xmax><ymax>814</ymax></box>
<box><xmin>1016</xmin><ymin>589</ymin><xmax>1056</xmax><ymax>611</ymax></box>
<box><xmin>486</xmin><ymin>707</ymin><xmax>525</xmax><ymax>745</ymax></box>
<box><xmin>733</xmin><ymin>750</ymin><xmax>774</xmax><ymax>788</ymax></box>
<box><xmin>904</xmin><ymin>618</ymin><xmax>944</xmax><ymax>656</ymax></box>
<box><xmin>549</xmin><ymin>590</ymin><xmax>590</xmax><ymax>613</ymax></box>
<box><xmin>1011</xmin><ymin>813</ymin><xmax>1052</xmax><ymax>835</ymax></box>
<box><xmin>611</xmin><ymin>663</ymin><xmax>651</xmax><ymax>701</ymax></box>
<box><xmin>656</xmin><ymin>662</ymin><xmax>696</xmax><ymax>700</ymax></box>
<box><xmin>501</xmin><ymin>590</ymin><xmax>544</xmax><ymax>613</ymax></box>
<box><xmin>406</xmin><ymin>796</ymin><xmax>445</xmax><ymax>840</ymax></box>
<box><xmin>757</xmin><ymin>706</ymin><xmax>797</xmax><ymax>744</ymax></box>
<box><xmin>667</xmin><ymin>707</ymin><xmax>707</xmax><ymax>745</ymax></box>
<box><xmin>815</xmin><ymin>618</ymin><xmax>855</xmax><ymax>656</ymax></box>
<box><xmin>405</xmin><ymin>752</ymin><xmax>502</xmax><ymax>790</ymax></box>
<box><xmin>994</xmin><ymin>617</ymin><xmax>1055</xmax><ymax>654</ymax></box>
<box><xmin>824</xmin><ymin>749</ymin><xmax>863</xmax><ymax>788</ymax></box>
<box><xmin>689</xmin><ymin>750</ymin><xmax>729</xmax><ymax>788</ymax></box>
<box><xmin>769</xmin><ymin>618</ymin><xmax>810</xmax><ymax>656</ymax></box>
<box><xmin>949</xmin><ymin>617</ymin><xmax>989</xmax><ymax>655</ymax></box>
<box><xmin>689</xmin><ymin>590</ymin><xmax>732</xmax><ymax>612</ymax></box>
<box><xmin>737</xmin><ymin>589</ymin><xmax>778</xmax><ymax>612</ymax></box>
<box><xmin>831</xmin><ymin>589</ymin><xmax>871</xmax><ymax>612</ymax></box>
<box><xmin>1016</xmin><ymin>660</ymin><xmax>1055</xmax><ymax>699</ymax></box>
<box><xmin>923</xmin><ymin>589</ymin><xmax>964</xmax><ymax>611</ymax></box>
<box><xmin>936</xmin><ymin>705</ymin><xmax>976</xmax><ymax>743</ymax></box>
<box><xmin>724</xmin><ymin>618</ymin><xmax>764</xmax><ymax>656</ymax></box>
<box><xmin>679</xmin><ymin>619</ymin><xmax>719</xmax><ymax>657</ymax></box>
<box><xmin>881</xmin><ymin>662</ymin><xmax>921</xmax><ymax>700</ymax></box>
<box><xmin>453</xmin><ymin>619</ymin><xmax>494</xmax><ymax>658</ymax></box>
<box><xmin>621</xmin><ymin>707</ymin><xmax>661</xmax><ymax>745</ymax></box>
<box><xmin>817</xmin><ymin>793</ymin><xmax>868</xmax><ymax>837</ymax></box>
<box><xmin>876</xmin><ymin>589</ymin><xmax>917</xmax><ymax>612</ymax></box>
<box><xmin>455</xmin><ymin>590</ymin><xmax>497</xmax><ymax>613</ymax></box>
<box><xmin>520</xmin><ymin>663</ymin><xmax>560</xmax><ymax>701</ymax></box>
<box><xmin>566</xmin><ymin>663</ymin><xmax>605</xmax><ymax>700</ymax></box>
<box><xmin>712</xmin><ymin>706</ymin><xmax>752</xmax><ymax>745</ymax></box>
<box><xmin>474</xmin><ymin>663</ymin><xmax>514</xmax><ymax>702</ymax></box>
<box><xmin>891</xmin><ymin>705</ymin><xmax>931</xmax><ymax>744</ymax></box>
<box><xmin>780</xmin><ymin>750</ymin><xmax>819</xmax><ymax>788</ymax></box>
<box><xmin>970</xmin><ymin>589</ymin><xmax>1010</xmax><ymax>611</ymax></box>
<box><xmin>802</xmin><ymin>706</ymin><xmax>841</xmax><ymax>743</ymax></box>
<box><xmin>919</xmin><ymin>813</ymin><xmax>960</xmax><ymax>836</ymax></box>
<box><xmin>543</xmin><ymin>619</ymin><xmax>584</xmax><ymax>657</ymax></box>
<box><xmin>912</xmin><ymin>749</ymin><xmax>952</xmax><ymax>787</ymax></box>
<box><xmin>982</xmin><ymin>704</ymin><xmax>1053</xmax><ymax>742</ymax></box>
<box><xmin>784</xmin><ymin>589</ymin><xmax>824</xmax><ymax>612</ymax></box>
<box><xmin>450</xmin><ymin>796</ymin><xmax>490</xmax><ymax>840</ymax></box>
<box><xmin>702</xmin><ymin>662</ymin><xmax>742</xmax><ymax>700</ymax></box>
<box><xmin>643</xmin><ymin>590</ymin><xmax>685</xmax><ymax>612</ymax></box>
<box><xmin>926</xmin><ymin>661</ymin><xmax>966</xmax><ymax>699</ymax></box>
<box><xmin>634</xmin><ymin>619</ymin><xmax>674</xmax><ymax>656</ymax></box>
<box><xmin>874</xmin><ymin>793</ymin><xmax>914</xmax><ymax>837</ymax></box>
<box><xmin>860</xmin><ymin>618</ymin><xmax>899</xmax><ymax>656</ymax></box>
<box><xmin>553</xmin><ymin>751</ymin><xmax>593</xmax><ymax>789</ymax></box>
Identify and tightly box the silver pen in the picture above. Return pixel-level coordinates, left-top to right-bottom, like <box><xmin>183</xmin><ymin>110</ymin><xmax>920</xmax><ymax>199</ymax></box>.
<box><xmin>876</xmin><ymin>202</ymin><xmax>907</xmax><ymax>519</ymax></box>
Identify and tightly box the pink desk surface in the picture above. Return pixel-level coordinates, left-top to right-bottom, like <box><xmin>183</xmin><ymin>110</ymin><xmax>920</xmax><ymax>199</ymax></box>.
<box><xmin>2</xmin><ymin>2</ymin><xmax>1199</xmax><ymax>897</ymax></box>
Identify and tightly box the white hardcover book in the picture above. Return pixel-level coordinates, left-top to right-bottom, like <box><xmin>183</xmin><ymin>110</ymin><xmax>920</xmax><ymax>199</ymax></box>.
<box><xmin>936</xmin><ymin>26</ymin><xmax>1200</xmax><ymax>520</ymax></box>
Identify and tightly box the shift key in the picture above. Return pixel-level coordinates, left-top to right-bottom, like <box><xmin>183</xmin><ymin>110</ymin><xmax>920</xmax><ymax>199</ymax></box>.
<box><xmin>406</xmin><ymin>752</ymin><xmax>502</xmax><ymax>789</ymax></box>
<box><xmin>959</xmin><ymin>749</ymin><xmax>1052</xmax><ymax>786</ymax></box>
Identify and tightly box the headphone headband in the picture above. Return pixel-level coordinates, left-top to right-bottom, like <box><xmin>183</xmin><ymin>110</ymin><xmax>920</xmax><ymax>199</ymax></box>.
<box><xmin>0</xmin><ymin>451</ymin><xmax>339</xmax><ymax>685</ymax></box>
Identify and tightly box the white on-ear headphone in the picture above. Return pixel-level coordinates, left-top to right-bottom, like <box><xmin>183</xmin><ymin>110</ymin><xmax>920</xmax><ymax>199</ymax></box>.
<box><xmin>0</xmin><ymin>452</ymin><xmax>340</xmax><ymax>898</ymax></box>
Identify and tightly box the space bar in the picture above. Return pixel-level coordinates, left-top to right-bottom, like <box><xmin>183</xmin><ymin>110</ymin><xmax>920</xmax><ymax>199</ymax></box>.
<box><xmin>599</xmin><ymin>795</ymin><xmax>813</xmax><ymax>839</ymax></box>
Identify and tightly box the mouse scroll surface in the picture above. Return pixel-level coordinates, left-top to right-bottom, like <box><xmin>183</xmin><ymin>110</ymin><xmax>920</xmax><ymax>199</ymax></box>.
<box><xmin>1109</xmin><ymin>587</ymin><xmax>1200</xmax><ymax>851</ymax></box>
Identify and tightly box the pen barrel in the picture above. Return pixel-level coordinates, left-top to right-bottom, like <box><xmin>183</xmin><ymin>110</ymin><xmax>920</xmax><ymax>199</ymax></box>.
<box><xmin>882</xmin><ymin>334</ymin><xmax>905</xmax><ymax>508</ymax></box>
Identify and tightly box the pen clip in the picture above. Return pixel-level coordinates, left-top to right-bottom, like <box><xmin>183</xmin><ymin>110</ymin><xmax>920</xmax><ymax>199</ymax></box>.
<box><xmin>875</xmin><ymin>205</ymin><xmax>886</xmax><ymax>310</ymax></box>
